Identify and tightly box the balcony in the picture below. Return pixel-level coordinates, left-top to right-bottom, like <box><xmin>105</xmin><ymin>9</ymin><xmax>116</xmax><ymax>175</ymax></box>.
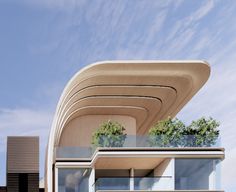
<box><xmin>56</xmin><ymin>135</ymin><xmax>221</xmax><ymax>160</ymax></box>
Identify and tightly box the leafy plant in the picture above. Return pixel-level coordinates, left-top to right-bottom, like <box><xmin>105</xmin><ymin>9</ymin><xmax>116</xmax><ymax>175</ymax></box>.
<box><xmin>148</xmin><ymin>117</ymin><xmax>220</xmax><ymax>147</ymax></box>
<box><xmin>183</xmin><ymin>117</ymin><xmax>220</xmax><ymax>147</ymax></box>
<box><xmin>148</xmin><ymin>117</ymin><xmax>185</xmax><ymax>147</ymax></box>
<box><xmin>91</xmin><ymin>120</ymin><xmax>127</xmax><ymax>147</ymax></box>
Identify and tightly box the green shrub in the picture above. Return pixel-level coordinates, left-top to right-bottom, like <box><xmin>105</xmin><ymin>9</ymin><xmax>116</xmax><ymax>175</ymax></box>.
<box><xmin>91</xmin><ymin>120</ymin><xmax>127</xmax><ymax>147</ymax></box>
<box><xmin>184</xmin><ymin>117</ymin><xmax>220</xmax><ymax>147</ymax></box>
<box><xmin>148</xmin><ymin>117</ymin><xmax>185</xmax><ymax>147</ymax></box>
<box><xmin>148</xmin><ymin>117</ymin><xmax>220</xmax><ymax>147</ymax></box>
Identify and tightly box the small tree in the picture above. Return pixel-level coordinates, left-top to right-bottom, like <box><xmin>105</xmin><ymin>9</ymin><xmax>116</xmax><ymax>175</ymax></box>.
<box><xmin>184</xmin><ymin>117</ymin><xmax>220</xmax><ymax>147</ymax></box>
<box><xmin>148</xmin><ymin>117</ymin><xmax>185</xmax><ymax>147</ymax></box>
<box><xmin>91</xmin><ymin>120</ymin><xmax>127</xmax><ymax>147</ymax></box>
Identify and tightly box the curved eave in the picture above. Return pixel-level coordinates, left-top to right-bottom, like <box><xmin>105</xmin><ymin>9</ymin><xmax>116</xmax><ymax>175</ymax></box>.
<box><xmin>54</xmin><ymin>60</ymin><xmax>210</xmax><ymax>143</ymax></box>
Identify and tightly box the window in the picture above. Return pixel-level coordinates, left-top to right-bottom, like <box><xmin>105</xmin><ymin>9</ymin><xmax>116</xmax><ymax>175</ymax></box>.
<box><xmin>58</xmin><ymin>168</ymin><xmax>91</xmax><ymax>192</ymax></box>
<box><xmin>175</xmin><ymin>159</ymin><xmax>220</xmax><ymax>190</ymax></box>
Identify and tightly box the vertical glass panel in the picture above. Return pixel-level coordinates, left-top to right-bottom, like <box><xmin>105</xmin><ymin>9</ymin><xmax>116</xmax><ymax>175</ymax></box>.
<box><xmin>175</xmin><ymin>159</ymin><xmax>221</xmax><ymax>190</ymax></box>
<box><xmin>58</xmin><ymin>168</ymin><xmax>91</xmax><ymax>192</ymax></box>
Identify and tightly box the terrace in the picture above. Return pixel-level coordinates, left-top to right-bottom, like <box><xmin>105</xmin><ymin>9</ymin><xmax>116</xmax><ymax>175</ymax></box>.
<box><xmin>56</xmin><ymin>134</ymin><xmax>222</xmax><ymax>160</ymax></box>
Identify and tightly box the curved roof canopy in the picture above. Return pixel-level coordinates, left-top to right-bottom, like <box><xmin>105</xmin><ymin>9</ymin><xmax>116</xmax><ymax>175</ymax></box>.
<box><xmin>50</xmin><ymin>60</ymin><xmax>210</xmax><ymax>146</ymax></box>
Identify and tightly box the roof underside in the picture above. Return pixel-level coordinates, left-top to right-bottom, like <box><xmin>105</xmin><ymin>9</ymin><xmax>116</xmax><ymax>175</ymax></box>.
<box><xmin>52</xmin><ymin>61</ymin><xmax>210</xmax><ymax>146</ymax></box>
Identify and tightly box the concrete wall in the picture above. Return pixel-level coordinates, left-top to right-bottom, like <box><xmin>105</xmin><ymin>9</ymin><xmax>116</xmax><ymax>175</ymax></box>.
<box><xmin>152</xmin><ymin>158</ymin><xmax>174</xmax><ymax>190</ymax></box>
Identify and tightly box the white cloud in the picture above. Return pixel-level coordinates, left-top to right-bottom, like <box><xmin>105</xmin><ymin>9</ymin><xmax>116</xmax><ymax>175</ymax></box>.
<box><xmin>22</xmin><ymin>0</ymin><xmax>86</xmax><ymax>10</ymax></box>
<box><xmin>182</xmin><ymin>0</ymin><xmax>215</xmax><ymax>27</ymax></box>
<box><xmin>162</xmin><ymin>1</ymin><xmax>216</xmax><ymax>58</ymax></box>
<box><xmin>0</xmin><ymin>108</ymin><xmax>53</xmax><ymax>152</ymax></box>
<box><xmin>192</xmin><ymin>0</ymin><xmax>215</xmax><ymax>21</ymax></box>
<box><xmin>143</xmin><ymin>10</ymin><xmax>168</xmax><ymax>46</ymax></box>
<box><xmin>168</xmin><ymin>28</ymin><xmax>195</xmax><ymax>55</ymax></box>
<box><xmin>172</xmin><ymin>0</ymin><xmax>184</xmax><ymax>10</ymax></box>
<box><xmin>0</xmin><ymin>107</ymin><xmax>53</xmax><ymax>185</ymax></box>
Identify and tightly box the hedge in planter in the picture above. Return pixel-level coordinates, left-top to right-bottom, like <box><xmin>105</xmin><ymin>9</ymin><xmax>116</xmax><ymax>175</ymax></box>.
<box><xmin>148</xmin><ymin>117</ymin><xmax>220</xmax><ymax>147</ymax></box>
<box><xmin>91</xmin><ymin>120</ymin><xmax>127</xmax><ymax>147</ymax></box>
<box><xmin>184</xmin><ymin>117</ymin><xmax>220</xmax><ymax>147</ymax></box>
<box><xmin>148</xmin><ymin>117</ymin><xmax>185</xmax><ymax>147</ymax></box>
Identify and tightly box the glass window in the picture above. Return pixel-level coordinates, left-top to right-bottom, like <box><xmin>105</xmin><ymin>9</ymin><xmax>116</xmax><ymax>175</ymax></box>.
<box><xmin>175</xmin><ymin>159</ymin><xmax>220</xmax><ymax>190</ymax></box>
<box><xmin>58</xmin><ymin>168</ymin><xmax>91</xmax><ymax>192</ymax></box>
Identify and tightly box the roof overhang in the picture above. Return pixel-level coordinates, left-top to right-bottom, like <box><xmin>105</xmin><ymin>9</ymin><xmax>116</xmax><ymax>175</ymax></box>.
<box><xmin>52</xmin><ymin>60</ymin><xmax>210</xmax><ymax>146</ymax></box>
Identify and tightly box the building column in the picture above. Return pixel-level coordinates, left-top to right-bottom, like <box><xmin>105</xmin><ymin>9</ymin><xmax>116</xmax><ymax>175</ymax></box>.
<box><xmin>89</xmin><ymin>168</ymin><xmax>95</xmax><ymax>192</ymax></box>
<box><xmin>209</xmin><ymin>160</ymin><xmax>216</xmax><ymax>190</ymax></box>
<box><xmin>130</xmin><ymin>168</ymin><xmax>134</xmax><ymax>190</ymax></box>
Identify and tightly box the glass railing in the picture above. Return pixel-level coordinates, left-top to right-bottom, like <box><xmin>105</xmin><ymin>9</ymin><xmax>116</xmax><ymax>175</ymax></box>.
<box><xmin>134</xmin><ymin>177</ymin><xmax>173</xmax><ymax>190</ymax></box>
<box><xmin>91</xmin><ymin>134</ymin><xmax>220</xmax><ymax>148</ymax></box>
<box><xmin>56</xmin><ymin>146</ymin><xmax>93</xmax><ymax>159</ymax></box>
<box><xmin>95</xmin><ymin>178</ymin><xmax>130</xmax><ymax>190</ymax></box>
<box><xmin>56</xmin><ymin>135</ymin><xmax>221</xmax><ymax>159</ymax></box>
<box><xmin>94</xmin><ymin>177</ymin><xmax>173</xmax><ymax>191</ymax></box>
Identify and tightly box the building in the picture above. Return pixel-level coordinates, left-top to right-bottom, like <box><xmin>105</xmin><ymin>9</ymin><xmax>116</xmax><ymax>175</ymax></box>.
<box><xmin>46</xmin><ymin>61</ymin><xmax>224</xmax><ymax>192</ymax></box>
<box><xmin>7</xmin><ymin>136</ymin><xmax>39</xmax><ymax>192</ymax></box>
<box><xmin>0</xmin><ymin>186</ymin><xmax>7</xmax><ymax>192</ymax></box>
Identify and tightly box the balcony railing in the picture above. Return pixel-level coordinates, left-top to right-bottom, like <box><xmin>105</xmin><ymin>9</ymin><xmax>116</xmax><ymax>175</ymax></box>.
<box><xmin>96</xmin><ymin>191</ymin><xmax>224</xmax><ymax>192</ymax></box>
<box><xmin>56</xmin><ymin>135</ymin><xmax>221</xmax><ymax>159</ymax></box>
<box><xmin>94</xmin><ymin>177</ymin><xmax>223</xmax><ymax>191</ymax></box>
<box><xmin>94</xmin><ymin>176</ymin><xmax>173</xmax><ymax>191</ymax></box>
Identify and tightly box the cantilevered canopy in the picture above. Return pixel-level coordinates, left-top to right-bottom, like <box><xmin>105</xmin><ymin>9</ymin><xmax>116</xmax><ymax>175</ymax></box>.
<box><xmin>50</xmin><ymin>60</ymin><xmax>210</xmax><ymax>146</ymax></box>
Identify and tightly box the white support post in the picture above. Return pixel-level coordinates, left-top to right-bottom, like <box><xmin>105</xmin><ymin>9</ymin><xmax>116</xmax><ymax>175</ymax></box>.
<box><xmin>172</xmin><ymin>158</ymin><xmax>175</xmax><ymax>190</ymax></box>
<box><xmin>55</xmin><ymin>166</ymin><xmax>58</xmax><ymax>192</ymax></box>
<box><xmin>130</xmin><ymin>168</ymin><xmax>134</xmax><ymax>190</ymax></box>
<box><xmin>89</xmin><ymin>167</ymin><xmax>95</xmax><ymax>192</ymax></box>
<box><xmin>209</xmin><ymin>160</ymin><xmax>216</xmax><ymax>190</ymax></box>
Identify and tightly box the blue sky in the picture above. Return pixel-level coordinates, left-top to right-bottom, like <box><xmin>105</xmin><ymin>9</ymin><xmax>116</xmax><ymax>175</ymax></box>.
<box><xmin>0</xmin><ymin>0</ymin><xmax>236</xmax><ymax>191</ymax></box>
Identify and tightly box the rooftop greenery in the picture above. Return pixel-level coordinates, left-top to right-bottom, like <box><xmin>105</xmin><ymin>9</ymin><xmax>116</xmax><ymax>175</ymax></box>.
<box><xmin>91</xmin><ymin>120</ymin><xmax>126</xmax><ymax>147</ymax></box>
<box><xmin>91</xmin><ymin>117</ymin><xmax>220</xmax><ymax>147</ymax></box>
<box><xmin>148</xmin><ymin>117</ymin><xmax>220</xmax><ymax>147</ymax></box>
